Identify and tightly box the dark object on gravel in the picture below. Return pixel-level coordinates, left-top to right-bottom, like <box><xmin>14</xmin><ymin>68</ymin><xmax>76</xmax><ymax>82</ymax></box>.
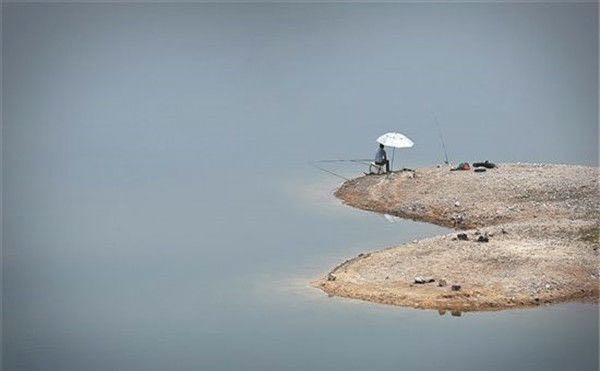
<box><xmin>450</xmin><ymin>162</ymin><xmax>471</xmax><ymax>171</ymax></box>
<box><xmin>474</xmin><ymin>168</ymin><xmax>487</xmax><ymax>173</ymax></box>
<box><xmin>414</xmin><ymin>276</ymin><xmax>435</xmax><ymax>284</ymax></box>
<box><xmin>451</xmin><ymin>285</ymin><xmax>462</xmax><ymax>291</ymax></box>
<box><xmin>457</xmin><ymin>233</ymin><xmax>469</xmax><ymax>241</ymax></box>
<box><xmin>438</xmin><ymin>279</ymin><xmax>447</xmax><ymax>287</ymax></box>
<box><xmin>477</xmin><ymin>235</ymin><xmax>489</xmax><ymax>243</ymax></box>
<box><xmin>473</xmin><ymin>160</ymin><xmax>496</xmax><ymax>169</ymax></box>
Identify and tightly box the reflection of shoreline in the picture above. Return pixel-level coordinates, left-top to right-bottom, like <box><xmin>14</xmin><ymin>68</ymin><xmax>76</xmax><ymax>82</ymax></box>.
<box><xmin>282</xmin><ymin>173</ymin><xmax>364</xmax><ymax>219</ymax></box>
<box><xmin>314</xmin><ymin>163</ymin><xmax>599</xmax><ymax>311</ymax></box>
<box><xmin>382</xmin><ymin>214</ymin><xmax>402</xmax><ymax>223</ymax></box>
<box><xmin>286</xmin><ymin>173</ymin><xmax>428</xmax><ymax>224</ymax></box>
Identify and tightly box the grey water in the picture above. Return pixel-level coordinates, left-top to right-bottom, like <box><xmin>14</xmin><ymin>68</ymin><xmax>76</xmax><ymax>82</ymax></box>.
<box><xmin>2</xmin><ymin>3</ymin><xmax>598</xmax><ymax>371</ymax></box>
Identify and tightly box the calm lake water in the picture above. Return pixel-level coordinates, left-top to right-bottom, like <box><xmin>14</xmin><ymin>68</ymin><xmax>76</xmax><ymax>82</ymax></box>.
<box><xmin>3</xmin><ymin>3</ymin><xmax>598</xmax><ymax>371</ymax></box>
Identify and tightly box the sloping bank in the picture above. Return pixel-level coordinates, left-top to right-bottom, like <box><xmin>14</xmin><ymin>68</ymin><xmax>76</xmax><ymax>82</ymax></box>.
<box><xmin>313</xmin><ymin>163</ymin><xmax>599</xmax><ymax>311</ymax></box>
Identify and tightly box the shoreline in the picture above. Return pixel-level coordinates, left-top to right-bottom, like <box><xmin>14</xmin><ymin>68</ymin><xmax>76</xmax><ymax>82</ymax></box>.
<box><xmin>313</xmin><ymin>163</ymin><xmax>599</xmax><ymax>311</ymax></box>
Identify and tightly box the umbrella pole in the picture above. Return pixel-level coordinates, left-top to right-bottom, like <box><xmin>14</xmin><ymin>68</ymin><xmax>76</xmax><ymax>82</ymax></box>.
<box><xmin>391</xmin><ymin>147</ymin><xmax>395</xmax><ymax>172</ymax></box>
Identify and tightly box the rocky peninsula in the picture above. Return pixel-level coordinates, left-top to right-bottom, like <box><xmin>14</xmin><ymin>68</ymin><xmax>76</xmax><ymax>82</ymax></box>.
<box><xmin>314</xmin><ymin>163</ymin><xmax>599</xmax><ymax>311</ymax></box>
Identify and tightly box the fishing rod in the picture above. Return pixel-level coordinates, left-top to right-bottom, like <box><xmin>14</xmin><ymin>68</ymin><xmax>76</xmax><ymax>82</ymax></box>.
<box><xmin>308</xmin><ymin>158</ymin><xmax>372</xmax><ymax>181</ymax></box>
<box><xmin>433</xmin><ymin>114</ymin><xmax>449</xmax><ymax>165</ymax></box>
<box><xmin>309</xmin><ymin>161</ymin><xmax>351</xmax><ymax>181</ymax></box>
<box><xmin>312</xmin><ymin>159</ymin><xmax>372</xmax><ymax>164</ymax></box>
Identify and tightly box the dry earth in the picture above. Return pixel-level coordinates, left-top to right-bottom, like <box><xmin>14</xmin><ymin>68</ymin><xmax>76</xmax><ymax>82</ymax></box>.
<box><xmin>314</xmin><ymin>163</ymin><xmax>599</xmax><ymax>311</ymax></box>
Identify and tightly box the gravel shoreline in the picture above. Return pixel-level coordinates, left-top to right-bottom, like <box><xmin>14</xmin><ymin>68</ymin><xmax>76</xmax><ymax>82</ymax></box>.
<box><xmin>314</xmin><ymin>163</ymin><xmax>599</xmax><ymax>311</ymax></box>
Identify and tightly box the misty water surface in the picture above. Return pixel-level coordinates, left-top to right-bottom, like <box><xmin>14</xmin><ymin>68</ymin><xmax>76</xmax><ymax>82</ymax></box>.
<box><xmin>3</xmin><ymin>3</ymin><xmax>598</xmax><ymax>371</ymax></box>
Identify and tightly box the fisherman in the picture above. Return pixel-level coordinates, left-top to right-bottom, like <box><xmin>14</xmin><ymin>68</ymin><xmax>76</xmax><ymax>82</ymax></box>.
<box><xmin>374</xmin><ymin>143</ymin><xmax>390</xmax><ymax>173</ymax></box>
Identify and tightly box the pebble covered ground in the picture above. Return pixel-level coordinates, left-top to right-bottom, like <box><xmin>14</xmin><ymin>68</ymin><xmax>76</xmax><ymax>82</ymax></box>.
<box><xmin>315</xmin><ymin>163</ymin><xmax>599</xmax><ymax>311</ymax></box>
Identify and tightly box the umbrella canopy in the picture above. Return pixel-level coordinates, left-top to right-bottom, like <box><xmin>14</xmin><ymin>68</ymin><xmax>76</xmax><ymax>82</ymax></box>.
<box><xmin>376</xmin><ymin>132</ymin><xmax>414</xmax><ymax>148</ymax></box>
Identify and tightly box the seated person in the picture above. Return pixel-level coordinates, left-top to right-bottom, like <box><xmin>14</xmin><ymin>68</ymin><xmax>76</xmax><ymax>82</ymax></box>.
<box><xmin>374</xmin><ymin>143</ymin><xmax>390</xmax><ymax>173</ymax></box>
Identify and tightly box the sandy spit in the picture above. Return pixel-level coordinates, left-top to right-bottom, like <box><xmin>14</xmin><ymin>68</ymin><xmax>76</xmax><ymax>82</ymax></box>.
<box><xmin>313</xmin><ymin>163</ymin><xmax>599</xmax><ymax>311</ymax></box>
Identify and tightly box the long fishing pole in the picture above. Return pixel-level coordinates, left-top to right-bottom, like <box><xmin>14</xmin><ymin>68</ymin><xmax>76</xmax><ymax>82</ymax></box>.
<box><xmin>308</xmin><ymin>161</ymin><xmax>351</xmax><ymax>181</ymax></box>
<box><xmin>433</xmin><ymin>114</ymin><xmax>449</xmax><ymax>165</ymax></box>
<box><xmin>313</xmin><ymin>159</ymin><xmax>372</xmax><ymax>164</ymax></box>
<box><xmin>308</xmin><ymin>158</ymin><xmax>372</xmax><ymax>181</ymax></box>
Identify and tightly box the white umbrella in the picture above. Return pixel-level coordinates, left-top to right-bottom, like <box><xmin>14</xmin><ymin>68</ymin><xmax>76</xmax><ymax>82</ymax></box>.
<box><xmin>376</xmin><ymin>132</ymin><xmax>414</xmax><ymax>171</ymax></box>
<box><xmin>376</xmin><ymin>132</ymin><xmax>414</xmax><ymax>148</ymax></box>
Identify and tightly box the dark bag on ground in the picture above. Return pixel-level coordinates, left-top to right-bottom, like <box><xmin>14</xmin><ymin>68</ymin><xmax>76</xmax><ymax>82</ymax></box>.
<box><xmin>473</xmin><ymin>160</ymin><xmax>496</xmax><ymax>169</ymax></box>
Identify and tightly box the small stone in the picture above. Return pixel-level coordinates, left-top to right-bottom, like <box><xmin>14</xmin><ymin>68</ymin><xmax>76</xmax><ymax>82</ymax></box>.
<box><xmin>327</xmin><ymin>273</ymin><xmax>336</xmax><ymax>281</ymax></box>
<box><xmin>438</xmin><ymin>279</ymin><xmax>447</xmax><ymax>287</ymax></box>
<box><xmin>415</xmin><ymin>276</ymin><xmax>435</xmax><ymax>284</ymax></box>
<box><xmin>477</xmin><ymin>235</ymin><xmax>489</xmax><ymax>243</ymax></box>
<box><xmin>451</xmin><ymin>285</ymin><xmax>461</xmax><ymax>291</ymax></box>
<box><xmin>454</xmin><ymin>201</ymin><xmax>460</xmax><ymax>207</ymax></box>
<box><xmin>457</xmin><ymin>233</ymin><xmax>468</xmax><ymax>241</ymax></box>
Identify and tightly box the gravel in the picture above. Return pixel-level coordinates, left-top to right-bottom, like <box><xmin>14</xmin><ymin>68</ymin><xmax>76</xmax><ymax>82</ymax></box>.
<box><xmin>314</xmin><ymin>163</ymin><xmax>599</xmax><ymax>311</ymax></box>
